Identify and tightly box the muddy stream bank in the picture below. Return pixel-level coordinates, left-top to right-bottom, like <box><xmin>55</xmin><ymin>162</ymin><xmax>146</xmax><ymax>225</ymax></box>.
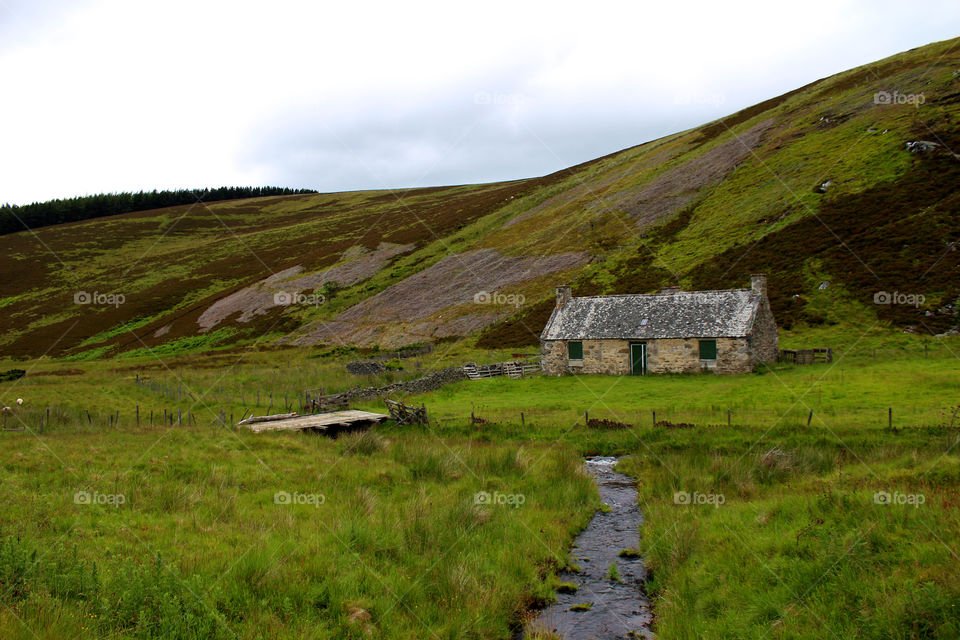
<box><xmin>525</xmin><ymin>456</ymin><xmax>653</xmax><ymax>639</ymax></box>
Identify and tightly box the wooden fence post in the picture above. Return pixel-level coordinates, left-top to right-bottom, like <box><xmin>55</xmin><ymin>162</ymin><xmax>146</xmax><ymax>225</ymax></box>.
<box><xmin>807</xmin><ymin>409</ymin><xmax>814</xmax><ymax>426</ymax></box>
<box><xmin>652</xmin><ymin>410</ymin><xmax>656</xmax><ymax>427</ymax></box>
<box><xmin>888</xmin><ymin>407</ymin><xmax>892</xmax><ymax>428</ymax></box>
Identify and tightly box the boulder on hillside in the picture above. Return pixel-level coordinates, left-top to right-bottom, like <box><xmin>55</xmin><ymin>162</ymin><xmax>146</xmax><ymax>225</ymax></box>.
<box><xmin>905</xmin><ymin>140</ymin><xmax>940</xmax><ymax>153</ymax></box>
<box><xmin>346</xmin><ymin>361</ymin><xmax>385</xmax><ymax>376</ymax></box>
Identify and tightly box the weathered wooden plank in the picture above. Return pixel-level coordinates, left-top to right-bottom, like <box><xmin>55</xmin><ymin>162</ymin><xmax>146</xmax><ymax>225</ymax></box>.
<box><xmin>242</xmin><ymin>410</ymin><xmax>388</xmax><ymax>433</ymax></box>
<box><xmin>238</xmin><ymin>412</ymin><xmax>298</xmax><ymax>425</ymax></box>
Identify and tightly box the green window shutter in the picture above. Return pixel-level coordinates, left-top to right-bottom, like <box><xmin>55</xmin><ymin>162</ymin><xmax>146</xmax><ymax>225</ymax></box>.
<box><xmin>699</xmin><ymin>339</ymin><xmax>717</xmax><ymax>360</ymax></box>
<box><xmin>568</xmin><ymin>341</ymin><xmax>583</xmax><ymax>360</ymax></box>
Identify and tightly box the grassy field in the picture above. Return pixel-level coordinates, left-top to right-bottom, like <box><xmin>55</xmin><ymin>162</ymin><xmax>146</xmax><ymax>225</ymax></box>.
<box><xmin>412</xmin><ymin>348</ymin><xmax>960</xmax><ymax>638</ymax></box>
<box><xmin>0</xmin><ymin>424</ymin><xmax>597</xmax><ymax>639</ymax></box>
<box><xmin>1</xmin><ymin>331</ymin><xmax>958</xmax><ymax>638</ymax></box>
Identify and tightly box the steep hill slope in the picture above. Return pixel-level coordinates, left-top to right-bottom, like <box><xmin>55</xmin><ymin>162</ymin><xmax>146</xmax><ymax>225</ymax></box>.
<box><xmin>2</xmin><ymin>37</ymin><xmax>958</xmax><ymax>359</ymax></box>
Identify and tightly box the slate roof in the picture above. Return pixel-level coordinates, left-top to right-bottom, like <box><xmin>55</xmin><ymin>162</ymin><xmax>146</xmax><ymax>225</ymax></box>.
<box><xmin>540</xmin><ymin>289</ymin><xmax>762</xmax><ymax>341</ymax></box>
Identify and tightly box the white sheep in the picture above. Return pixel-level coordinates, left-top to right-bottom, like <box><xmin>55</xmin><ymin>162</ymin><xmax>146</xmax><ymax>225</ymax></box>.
<box><xmin>16</xmin><ymin>398</ymin><xmax>23</xmax><ymax>406</ymax></box>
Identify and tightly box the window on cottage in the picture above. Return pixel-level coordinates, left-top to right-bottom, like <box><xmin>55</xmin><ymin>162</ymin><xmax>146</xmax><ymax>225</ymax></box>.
<box><xmin>568</xmin><ymin>341</ymin><xmax>583</xmax><ymax>360</ymax></box>
<box><xmin>699</xmin><ymin>339</ymin><xmax>717</xmax><ymax>360</ymax></box>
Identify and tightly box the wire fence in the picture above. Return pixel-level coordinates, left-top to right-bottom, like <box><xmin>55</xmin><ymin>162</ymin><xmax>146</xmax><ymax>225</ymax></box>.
<box><xmin>3</xmin><ymin>400</ymin><xmax>958</xmax><ymax>435</ymax></box>
<box><xmin>435</xmin><ymin>405</ymin><xmax>960</xmax><ymax>430</ymax></box>
<box><xmin>789</xmin><ymin>341</ymin><xmax>958</xmax><ymax>364</ymax></box>
<box><xmin>0</xmin><ymin>403</ymin><xmax>237</xmax><ymax>433</ymax></box>
<box><xmin>4</xmin><ymin>340</ymin><xmax>957</xmax><ymax>434</ymax></box>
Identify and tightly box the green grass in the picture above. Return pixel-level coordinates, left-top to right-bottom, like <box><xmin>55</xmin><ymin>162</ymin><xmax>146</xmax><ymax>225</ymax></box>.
<box><xmin>0</xmin><ymin>336</ymin><xmax>958</xmax><ymax>638</ymax></box>
<box><xmin>556</xmin><ymin>582</ymin><xmax>578</xmax><ymax>594</ymax></box>
<box><xmin>0</xmin><ymin>425</ymin><xmax>597</xmax><ymax>639</ymax></box>
<box><xmin>605</xmin><ymin>563</ymin><xmax>622</xmax><ymax>583</ymax></box>
<box><xmin>617</xmin><ymin>427</ymin><xmax>960</xmax><ymax>639</ymax></box>
<box><xmin>413</xmin><ymin>338</ymin><xmax>960</xmax><ymax>445</ymax></box>
<box><xmin>420</xmin><ymin>340</ymin><xmax>956</xmax><ymax>638</ymax></box>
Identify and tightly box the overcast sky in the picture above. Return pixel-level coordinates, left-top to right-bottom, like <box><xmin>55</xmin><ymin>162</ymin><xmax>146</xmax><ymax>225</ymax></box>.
<box><xmin>0</xmin><ymin>0</ymin><xmax>958</xmax><ymax>205</ymax></box>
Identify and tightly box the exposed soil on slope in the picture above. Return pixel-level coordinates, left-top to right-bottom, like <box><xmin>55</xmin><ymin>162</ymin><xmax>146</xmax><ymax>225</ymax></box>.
<box><xmin>292</xmin><ymin>249</ymin><xmax>588</xmax><ymax>347</ymax></box>
<box><xmin>617</xmin><ymin>119</ymin><xmax>774</xmax><ymax>229</ymax></box>
<box><xmin>196</xmin><ymin>242</ymin><xmax>414</xmax><ymax>331</ymax></box>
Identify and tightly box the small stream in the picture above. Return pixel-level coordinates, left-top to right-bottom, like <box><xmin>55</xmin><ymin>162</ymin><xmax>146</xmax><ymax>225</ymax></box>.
<box><xmin>527</xmin><ymin>456</ymin><xmax>654</xmax><ymax>639</ymax></box>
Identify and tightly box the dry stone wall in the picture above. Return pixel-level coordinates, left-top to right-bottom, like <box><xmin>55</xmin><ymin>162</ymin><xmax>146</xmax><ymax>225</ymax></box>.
<box><xmin>344</xmin><ymin>366</ymin><xmax>468</xmax><ymax>401</ymax></box>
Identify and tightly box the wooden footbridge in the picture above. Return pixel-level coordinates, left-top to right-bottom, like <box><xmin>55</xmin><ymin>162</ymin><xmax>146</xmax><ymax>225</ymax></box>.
<box><xmin>239</xmin><ymin>410</ymin><xmax>388</xmax><ymax>434</ymax></box>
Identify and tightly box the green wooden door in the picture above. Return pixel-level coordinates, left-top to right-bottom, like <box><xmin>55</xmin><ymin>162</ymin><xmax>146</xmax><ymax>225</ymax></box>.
<box><xmin>630</xmin><ymin>343</ymin><xmax>646</xmax><ymax>375</ymax></box>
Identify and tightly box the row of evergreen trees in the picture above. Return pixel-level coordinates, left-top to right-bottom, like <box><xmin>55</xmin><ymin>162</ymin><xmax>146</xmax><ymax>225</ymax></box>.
<box><xmin>0</xmin><ymin>186</ymin><xmax>318</xmax><ymax>235</ymax></box>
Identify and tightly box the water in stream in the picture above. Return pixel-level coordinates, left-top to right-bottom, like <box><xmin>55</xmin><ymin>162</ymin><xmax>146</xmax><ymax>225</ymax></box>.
<box><xmin>527</xmin><ymin>456</ymin><xmax>654</xmax><ymax>639</ymax></box>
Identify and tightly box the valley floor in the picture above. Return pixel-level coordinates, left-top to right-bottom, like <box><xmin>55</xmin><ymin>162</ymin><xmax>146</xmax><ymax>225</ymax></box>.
<box><xmin>0</xmin><ymin>339</ymin><xmax>957</xmax><ymax>638</ymax></box>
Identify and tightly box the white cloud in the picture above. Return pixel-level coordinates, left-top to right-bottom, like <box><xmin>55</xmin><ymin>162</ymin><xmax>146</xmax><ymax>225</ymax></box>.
<box><xmin>1</xmin><ymin>0</ymin><xmax>958</xmax><ymax>204</ymax></box>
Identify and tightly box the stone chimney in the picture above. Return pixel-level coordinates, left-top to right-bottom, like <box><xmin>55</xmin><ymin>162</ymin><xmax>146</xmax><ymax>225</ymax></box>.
<box><xmin>751</xmin><ymin>274</ymin><xmax>767</xmax><ymax>298</ymax></box>
<box><xmin>556</xmin><ymin>286</ymin><xmax>572</xmax><ymax>308</ymax></box>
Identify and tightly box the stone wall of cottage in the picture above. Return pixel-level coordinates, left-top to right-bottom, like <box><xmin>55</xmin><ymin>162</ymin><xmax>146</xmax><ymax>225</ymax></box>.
<box><xmin>748</xmin><ymin>299</ymin><xmax>779</xmax><ymax>366</ymax></box>
<box><xmin>541</xmin><ymin>337</ymin><xmax>756</xmax><ymax>375</ymax></box>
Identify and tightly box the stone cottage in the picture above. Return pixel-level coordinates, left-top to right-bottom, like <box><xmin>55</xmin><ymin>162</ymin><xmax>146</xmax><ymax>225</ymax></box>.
<box><xmin>540</xmin><ymin>275</ymin><xmax>778</xmax><ymax>375</ymax></box>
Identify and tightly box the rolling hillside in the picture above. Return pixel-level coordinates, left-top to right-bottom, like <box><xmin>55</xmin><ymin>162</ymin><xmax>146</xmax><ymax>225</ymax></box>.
<box><xmin>2</xmin><ymin>37</ymin><xmax>959</xmax><ymax>360</ymax></box>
